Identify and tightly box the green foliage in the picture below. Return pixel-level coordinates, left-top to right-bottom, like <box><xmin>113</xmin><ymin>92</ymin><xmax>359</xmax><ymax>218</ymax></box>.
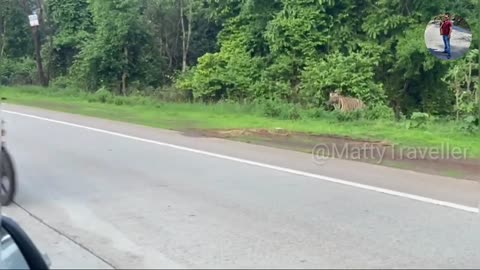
<box><xmin>305</xmin><ymin>107</ymin><xmax>331</xmax><ymax>119</ymax></box>
<box><xmin>0</xmin><ymin>0</ymin><xmax>33</xmax><ymax>58</ymax></box>
<box><xmin>0</xmin><ymin>57</ymin><xmax>36</xmax><ymax>85</ymax></box>
<box><xmin>166</xmin><ymin>83</ymin><xmax>192</xmax><ymax>103</ymax></box>
<box><xmin>264</xmin><ymin>0</ymin><xmax>330</xmax><ymax>58</ymax></box>
<box><xmin>460</xmin><ymin>115</ymin><xmax>479</xmax><ymax>134</ymax></box>
<box><xmin>50</xmin><ymin>76</ymin><xmax>73</xmax><ymax>89</ymax></box>
<box><xmin>46</xmin><ymin>0</ymin><xmax>94</xmax><ymax>77</ymax></box>
<box><xmin>71</xmin><ymin>0</ymin><xmax>162</xmax><ymax>92</ymax></box>
<box><xmin>410</xmin><ymin>112</ymin><xmax>430</xmax><ymax>129</ymax></box>
<box><xmin>1</xmin><ymin>0</ymin><xmax>480</xmax><ymax>128</ymax></box>
<box><xmin>442</xmin><ymin>49</ymin><xmax>479</xmax><ymax>123</ymax></box>
<box><xmin>334</xmin><ymin>109</ymin><xmax>365</xmax><ymax>122</ymax></box>
<box><xmin>300</xmin><ymin>45</ymin><xmax>385</xmax><ymax>107</ymax></box>
<box><xmin>250</xmin><ymin>55</ymin><xmax>293</xmax><ymax>101</ymax></box>
<box><xmin>93</xmin><ymin>87</ymin><xmax>113</xmax><ymax>103</ymax></box>
<box><xmin>177</xmin><ymin>52</ymin><xmax>227</xmax><ymax>101</ymax></box>
<box><xmin>364</xmin><ymin>104</ymin><xmax>395</xmax><ymax>120</ymax></box>
<box><xmin>113</xmin><ymin>96</ymin><xmax>135</xmax><ymax>106</ymax></box>
<box><xmin>254</xmin><ymin>99</ymin><xmax>302</xmax><ymax>120</ymax></box>
<box><xmin>177</xmin><ymin>42</ymin><xmax>262</xmax><ymax>102</ymax></box>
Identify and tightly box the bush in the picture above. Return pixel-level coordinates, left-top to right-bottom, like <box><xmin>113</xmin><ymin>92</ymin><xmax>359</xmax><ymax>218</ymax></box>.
<box><xmin>93</xmin><ymin>87</ymin><xmax>113</xmax><ymax>103</ymax></box>
<box><xmin>113</xmin><ymin>96</ymin><xmax>125</xmax><ymax>105</ymax></box>
<box><xmin>254</xmin><ymin>99</ymin><xmax>302</xmax><ymax>120</ymax></box>
<box><xmin>283</xmin><ymin>105</ymin><xmax>301</xmax><ymax>120</ymax></box>
<box><xmin>155</xmin><ymin>85</ymin><xmax>190</xmax><ymax>102</ymax></box>
<box><xmin>50</xmin><ymin>76</ymin><xmax>71</xmax><ymax>89</ymax></box>
<box><xmin>300</xmin><ymin>47</ymin><xmax>386</xmax><ymax>108</ymax></box>
<box><xmin>130</xmin><ymin>96</ymin><xmax>152</xmax><ymax>106</ymax></box>
<box><xmin>460</xmin><ymin>115</ymin><xmax>479</xmax><ymax>134</ymax></box>
<box><xmin>305</xmin><ymin>107</ymin><xmax>325</xmax><ymax>119</ymax></box>
<box><xmin>63</xmin><ymin>87</ymin><xmax>86</xmax><ymax>98</ymax></box>
<box><xmin>0</xmin><ymin>57</ymin><xmax>36</xmax><ymax>85</ymax></box>
<box><xmin>334</xmin><ymin>109</ymin><xmax>365</xmax><ymax>122</ymax></box>
<box><xmin>364</xmin><ymin>104</ymin><xmax>395</xmax><ymax>120</ymax></box>
<box><xmin>409</xmin><ymin>112</ymin><xmax>430</xmax><ymax>128</ymax></box>
<box><xmin>261</xmin><ymin>99</ymin><xmax>283</xmax><ymax>118</ymax></box>
<box><xmin>87</xmin><ymin>95</ymin><xmax>96</xmax><ymax>103</ymax></box>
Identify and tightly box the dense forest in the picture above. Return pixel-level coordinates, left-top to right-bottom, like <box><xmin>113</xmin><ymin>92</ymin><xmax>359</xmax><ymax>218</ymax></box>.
<box><xmin>0</xmin><ymin>0</ymin><xmax>479</xmax><ymax>127</ymax></box>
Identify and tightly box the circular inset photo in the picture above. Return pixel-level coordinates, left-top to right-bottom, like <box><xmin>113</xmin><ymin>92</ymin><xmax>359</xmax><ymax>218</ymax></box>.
<box><xmin>424</xmin><ymin>13</ymin><xmax>472</xmax><ymax>61</ymax></box>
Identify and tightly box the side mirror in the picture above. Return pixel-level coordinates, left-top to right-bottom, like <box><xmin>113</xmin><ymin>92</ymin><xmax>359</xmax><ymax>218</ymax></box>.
<box><xmin>0</xmin><ymin>215</ymin><xmax>50</xmax><ymax>269</ymax></box>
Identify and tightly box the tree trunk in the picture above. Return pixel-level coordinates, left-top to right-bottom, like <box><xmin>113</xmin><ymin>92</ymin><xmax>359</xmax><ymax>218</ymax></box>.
<box><xmin>394</xmin><ymin>80</ymin><xmax>409</xmax><ymax>120</ymax></box>
<box><xmin>455</xmin><ymin>72</ymin><xmax>459</xmax><ymax>121</ymax></box>
<box><xmin>32</xmin><ymin>26</ymin><xmax>48</xmax><ymax>87</ymax></box>
<box><xmin>475</xmin><ymin>82</ymin><xmax>479</xmax><ymax>105</ymax></box>
<box><xmin>0</xmin><ymin>16</ymin><xmax>6</xmax><ymax>58</ymax></box>
<box><xmin>164</xmin><ymin>34</ymin><xmax>173</xmax><ymax>69</ymax></box>
<box><xmin>121</xmin><ymin>47</ymin><xmax>128</xmax><ymax>96</ymax></box>
<box><xmin>456</xmin><ymin>93</ymin><xmax>459</xmax><ymax>121</ymax></box>
<box><xmin>466</xmin><ymin>62</ymin><xmax>472</xmax><ymax>93</ymax></box>
<box><xmin>36</xmin><ymin>0</ymin><xmax>46</xmax><ymax>31</ymax></box>
<box><xmin>122</xmin><ymin>73</ymin><xmax>127</xmax><ymax>96</ymax></box>
<box><xmin>476</xmin><ymin>86</ymin><xmax>479</xmax><ymax>104</ymax></box>
<box><xmin>19</xmin><ymin>0</ymin><xmax>48</xmax><ymax>86</ymax></box>
<box><xmin>185</xmin><ymin>0</ymin><xmax>192</xmax><ymax>70</ymax></box>
<box><xmin>185</xmin><ymin>2</ymin><xmax>194</xmax><ymax>102</ymax></box>
<box><xmin>46</xmin><ymin>35</ymin><xmax>54</xmax><ymax>81</ymax></box>
<box><xmin>180</xmin><ymin>0</ymin><xmax>187</xmax><ymax>72</ymax></box>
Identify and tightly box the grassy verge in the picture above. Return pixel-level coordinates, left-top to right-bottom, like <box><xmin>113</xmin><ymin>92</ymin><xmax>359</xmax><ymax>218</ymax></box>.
<box><xmin>1</xmin><ymin>86</ymin><xmax>480</xmax><ymax>158</ymax></box>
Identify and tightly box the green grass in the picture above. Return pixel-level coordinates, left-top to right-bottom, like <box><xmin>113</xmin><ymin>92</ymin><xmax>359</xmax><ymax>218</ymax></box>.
<box><xmin>2</xmin><ymin>85</ymin><xmax>480</xmax><ymax>158</ymax></box>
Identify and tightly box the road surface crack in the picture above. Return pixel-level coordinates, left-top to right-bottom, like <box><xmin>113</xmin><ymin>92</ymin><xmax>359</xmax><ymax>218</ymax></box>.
<box><xmin>13</xmin><ymin>202</ymin><xmax>117</xmax><ymax>269</ymax></box>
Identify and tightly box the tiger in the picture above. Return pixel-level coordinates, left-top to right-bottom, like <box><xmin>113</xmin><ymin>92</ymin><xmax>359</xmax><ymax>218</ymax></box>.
<box><xmin>328</xmin><ymin>91</ymin><xmax>366</xmax><ymax>112</ymax></box>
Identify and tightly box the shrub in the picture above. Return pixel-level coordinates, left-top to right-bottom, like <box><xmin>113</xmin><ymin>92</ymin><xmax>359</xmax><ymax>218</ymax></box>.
<box><xmin>113</xmin><ymin>96</ymin><xmax>125</xmax><ymax>105</ymax></box>
<box><xmin>86</xmin><ymin>93</ymin><xmax>96</xmax><ymax>103</ymax></box>
<box><xmin>261</xmin><ymin>99</ymin><xmax>283</xmax><ymax>118</ymax></box>
<box><xmin>130</xmin><ymin>96</ymin><xmax>151</xmax><ymax>106</ymax></box>
<box><xmin>364</xmin><ymin>104</ymin><xmax>395</xmax><ymax>120</ymax></box>
<box><xmin>409</xmin><ymin>112</ymin><xmax>430</xmax><ymax>128</ymax></box>
<box><xmin>93</xmin><ymin>87</ymin><xmax>113</xmax><ymax>103</ymax></box>
<box><xmin>283</xmin><ymin>105</ymin><xmax>301</xmax><ymax>120</ymax></box>
<box><xmin>156</xmin><ymin>85</ymin><xmax>190</xmax><ymax>102</ymax></box>
<box><xmin>63</xmin><ymin>87</ymin><xmax>86</xmax><ymax>98</ymax></box>
<box><xmin>300</xmin><ymin>47</ymin><xmax>386</xmax><ymax>108</ymax></box>
<box><xmin>50</xmin><ymin>76</ymin><xmax>71</xmax><ymax>89</ymax></box>
<box><xmin>0</xmin><ymin>57</ymin><xmax>36</xmax><ymax>85</ymax></box>
<box><xmin>253</xmin><ymin>99</ymin><xmax>302</xmax><ymax>120</ymax></box>
<box><xmin>460</xmin><ymin>115</ymin><xmax>479</xmax><ymax>134</ymax></box>
<box><xmin>334</xmin><ymin>109</ymin><xmax>365</xmax><ymax>122</ymax></box>
<box><xmin>305</xmin><ymin>107</ymin><xmax>326</xmax><ymax>119</ymax></box>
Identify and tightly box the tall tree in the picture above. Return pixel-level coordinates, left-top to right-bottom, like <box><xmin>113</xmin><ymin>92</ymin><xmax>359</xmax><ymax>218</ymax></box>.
<box><xmin>18</xmin><ymin>0</ymin><xmax>48</xmax><ymax>86</ymax></box>
<box><xmin>0</xmin><ymin>0</ymin><xmax>33</xmax><ymax>59</ymax></box>
<box><xmin>72</xmin><ymin>0</ymin><xmax>161</xmax><ymax>93</ymax></box>
<box><xmin>45</xmin><ymin>0</ymin><xmax>93</xmax><ymax>77</ymax></box>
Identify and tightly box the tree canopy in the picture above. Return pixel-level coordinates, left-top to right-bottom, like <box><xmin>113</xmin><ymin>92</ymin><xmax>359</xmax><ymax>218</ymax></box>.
<box><xmin>0</xmin><ymin>0</ymin><xmax>479</xmax><ymax>120</ymax></box>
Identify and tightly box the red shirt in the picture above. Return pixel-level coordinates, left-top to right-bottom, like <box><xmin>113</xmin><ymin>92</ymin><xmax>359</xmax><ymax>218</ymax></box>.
<box><xmin>441</xmin><ymin>20</ymin><xmax>453</xmax><ymax>35</ymax></box>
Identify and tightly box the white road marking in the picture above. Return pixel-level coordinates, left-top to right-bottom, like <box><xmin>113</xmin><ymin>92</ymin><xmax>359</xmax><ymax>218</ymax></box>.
<box><xmin>5</xmin><ymin>110</ymin><xmax>480</xmax><ymax>214</ymax></box>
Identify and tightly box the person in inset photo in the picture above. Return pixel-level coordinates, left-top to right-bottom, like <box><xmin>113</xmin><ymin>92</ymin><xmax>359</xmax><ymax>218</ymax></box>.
<box><xmin>424</xmin><ymin>13</ymin><xmax>472</xmax><ymax>61</ymax></box>
<box><xmin>440</xmin><ymin>13</ymin><xmax>453</xmax><ymax>59</ymax></box>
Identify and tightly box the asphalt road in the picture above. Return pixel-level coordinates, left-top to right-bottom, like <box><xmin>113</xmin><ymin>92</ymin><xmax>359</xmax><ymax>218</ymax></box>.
<box><xmin>424</xmin><ymin>21</ymin><xmax>472</xmax><ymax>61</ymax></box>
<box><xmin>3</xmin><ymin>105</ymin><xmax>480</xmax><ymax>269</ymax></box>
